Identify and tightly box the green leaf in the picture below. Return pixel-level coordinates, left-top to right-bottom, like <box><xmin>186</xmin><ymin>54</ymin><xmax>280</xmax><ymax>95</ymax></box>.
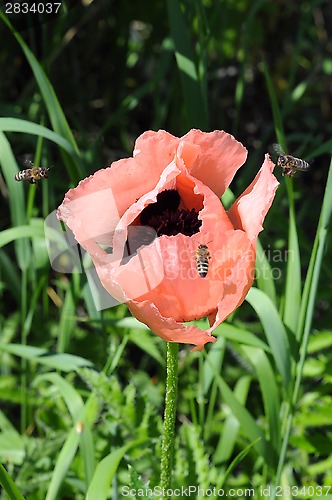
<box><xmin>213</xmin><ymin>375</ymin><xmax>251</xmax><ymax>465</ymax></box>
<box><xmin>217</xmin><ymin>437</ymin><xmax>262</xmax><ymax>490</ymax></box>
<box><xmin>33</xmin><ymin>373</ymin><xmax>96</xmax><ymax>499</ymax></box>
<box><xmin>203</xmin><ymin>338</ymin><xmax>226</xmax><ymax>395</ymax></box>
<box><xmin>0</xmin><ymin>118</ymin><xmax>79</xmax><ymax>156</ymax></box>
<box><xmin>45</xmin><ymin>427</ymin><xmax>81</xmax><ymax>500</ymax></box>
<box><xmin>0</xmin><ymin>431</ymin><xmax>25</xmax><ymax>465</ymax></box>
<box><xmin>0</xmin><ymin>9</ymin><xmax>82</xmax><ymax>182</ymax></box>
<box><xmin>0</xmin><ymin>343</ymin><xmax>92</xmax><ymax>372</ymax></box>
<box><xmin>262</xmin><ymin>59</ymin><xmax>285</xmax><ymax>146</ymax></box>
<box><xmin>255</xmin><ymin>238</ymin><xmax>277</xmax><ymax>305</ymax></box>
<box><xmin>217</xmin><ymin>323</ymin><xmax>270</xmax><ymax>351</ymax></box>
<box><xmin>204</xmin><ymin>351</ymin><xmax>269</xmax><ymax>465</ymax></box>
<box><xmin>283</xmin><ymin>205</ymin><xmax>301</xmax><ymax>333</ymax></box>
<box><xmin>128</xmin><ymin>330</ymin><xmax>165</xmax><ymax>366</ymax></box>
<box><xmin>166</xmin><ymin>0</ymin><xmax>208</xmax><ymax>128</ymax></box>
<box><xmin>0</xmin><ymin>224</ymin><xmax>45</xmax><ymax>248</ymax></box>
<box><xmin>86</xmin><ymin>439</ymin><xmax>147</xmax><ymax>500</ymax></box>
<box><xmin>308</xmin><ymin>330</ymin><xmax>332</xmax><ymax>353</ymax></box>
<box><xmin>0</xmin><ymin>463</ymin><xmax>25</xmax><ymax>500</ymax></box>
<box><xmin>242</xmin><ymin>346</ymin><xmax>281</xmax><ymax>456</ymax></box>
<box><xmin>246</xmin><ymin>287</ymin><xmax>291</xmax><ymax>391</ymax></box>
<box><xmin>0</xmin><ymin>343</ymin><xmax>46</xmax><ymax>359</ymax></box>
<box><xmin>35</xmin><ymin>353</ymin><xmax>93</xmax><ymax>372</ymax></box>
<box><xmin>216</xmin><ymin>375</ymin><xmax>269</xmax><ymax>465</ymax></box>
<box><xmin>0</xmin><ymin>132</ymin><xmax>31</xmax><ymax>269</ymax></box>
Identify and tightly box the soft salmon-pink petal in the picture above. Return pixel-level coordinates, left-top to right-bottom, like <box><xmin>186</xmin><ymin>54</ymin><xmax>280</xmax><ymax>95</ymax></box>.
<box><xmin>111</xmin><ymin>158</ymin><xmax>183</xmax><ymax>258</ymax></box>
<box><xmin>174</xmin><ymin>152</ymin><xmax>235</xmax><ymax>229</ymax></box>
<box><xmin>57</xmin><ymin>130</ymin><xmax>181</xmax><ymax>245</ymax></box>
<box><xmin>57</xmin><ymin>131</ymin><xmax>278</xmax><ymax>352</ymax></box>
<box><xmin>127</xmin><ymin>299</ymin><xmax>217</xmax><ymax>351</ymax></box>
<box><xmin>178</xmin><ymin>129</ymin><xmax>248</xmax><ymax>197</ymax></box>
<box><xmin>118</xmin><ymin>229</ymin><xmax>249</xmax><ymax>321</ymax></box>
<box><xmin>93</xmin><ymin>230</ymin><xmax>253</xmax><ymax>336</ymax></box>
<box><xmin>106</xmin><ymin>160</ymin><xmax>232</xmax><ymax>282</ymax></box>
<box><xmin>96</xmin><ymin>170</ymin><xmax>236</xmax><ymax>320</ymax></box>
<box><xmin>228</xmin><ymin>154</ymin><xmax>279</xmax><ymax>243</ymax></box>
<box><xmin>208</xmin><ymin>243</ymin><xmax>256</xmax><ymax>332</ymax></box>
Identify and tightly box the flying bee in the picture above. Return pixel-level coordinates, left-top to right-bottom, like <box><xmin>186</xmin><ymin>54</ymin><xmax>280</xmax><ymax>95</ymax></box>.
<box><xmin>195</xmin><ymin>243</ymin><xmax>211</xmax><ymax>278</ymax></box>
<box><xmin>15</xmin><ymin>156</ymin><xmax>50</xmax><ymax>184</ymax></box>
<box><xmin>273</xmin><ymin>143</ymin><xmax>311</xmax><ymax>178</ymax></box>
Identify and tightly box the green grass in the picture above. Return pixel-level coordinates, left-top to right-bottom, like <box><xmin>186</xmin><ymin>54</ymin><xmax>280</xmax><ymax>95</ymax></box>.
<box><xmin>1</xmin><ymin>1</ymin><xmax>332</xmax><ymax>498</ymax></box>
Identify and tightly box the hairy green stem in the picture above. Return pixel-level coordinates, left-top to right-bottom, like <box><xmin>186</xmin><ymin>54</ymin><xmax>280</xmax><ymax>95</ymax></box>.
<box><xmin>160</xmin><ymin>342</ymin><xmax>179</xmax><ymax>498</ymax></box>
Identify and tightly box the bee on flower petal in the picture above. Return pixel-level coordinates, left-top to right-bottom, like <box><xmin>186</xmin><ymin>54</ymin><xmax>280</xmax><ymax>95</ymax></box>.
<box><xmin>273</xmin><ymin>143</ymin><xmax>311</xmax><ymax>178</ymax></box>
<box><xmin>195</xmin><ymin>243</ymin><xmax>211</xmax><ymax>278</ymax></box>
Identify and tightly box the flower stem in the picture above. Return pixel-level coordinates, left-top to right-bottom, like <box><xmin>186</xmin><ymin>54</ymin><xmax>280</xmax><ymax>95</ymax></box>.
<box><xmin>160</xmin><ymin>341</ymin><xmax>179</xmax><ymax>497</ymax></box>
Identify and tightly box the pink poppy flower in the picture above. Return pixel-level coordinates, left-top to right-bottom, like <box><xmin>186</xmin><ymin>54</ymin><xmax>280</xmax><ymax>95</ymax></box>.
<box><xmin>57</xmin><ymin>129</ymin><xmax>278</xmax><ymax>351</ymax></box>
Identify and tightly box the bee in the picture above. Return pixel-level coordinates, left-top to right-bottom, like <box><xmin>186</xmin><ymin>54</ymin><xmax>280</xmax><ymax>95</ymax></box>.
<box><xmin>15</xmin><ymin>156</ymin><xmax>50</xmax><ymax>184</ymax></box>
<box><xmin>273</xmin><ymin>143</ymin><xmax>311</xmax><ymax>178</ymax></box>
<box><xmin>195</xmin><ymin>243</ymin><xmax>211</xmax><ymax>278</ymax></box>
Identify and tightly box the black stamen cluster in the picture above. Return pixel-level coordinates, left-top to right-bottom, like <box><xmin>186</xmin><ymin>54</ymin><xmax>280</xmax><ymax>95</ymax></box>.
<box><xmin>121</xmin><ymin>189</ymin><xmax>202</xmax><ymax>264</ymax></box>
<box><xmin>139</xmin><ymin>189</ymin><xmax>201</xmax><ymax>237</ymax></box>
<box><xmin>147</xmin><ymin>208</ymin><xmax>201</xmax><ymax>236</ymax></box>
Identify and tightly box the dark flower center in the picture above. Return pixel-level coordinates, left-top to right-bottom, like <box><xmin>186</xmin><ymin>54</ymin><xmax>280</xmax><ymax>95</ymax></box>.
<box><xmin>122</xmin><ymin>190</ymin><xmax>202</xmax><ymax>263</ymax></box>
<box><xmin>140</xmin><ymin>189</ymin><xmax>201</xmax><ymax>237</ymax></box>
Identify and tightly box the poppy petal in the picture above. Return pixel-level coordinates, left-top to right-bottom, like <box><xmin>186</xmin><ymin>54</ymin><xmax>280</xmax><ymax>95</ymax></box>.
<box><xmin>228</xmin><ymin>154</ymin><xmax>279</xmax><ymax>242</ymax></box>
<box><xmin>179</xmin><ymin>129</ymin><xmax>248</xmax><ymax>197</ymax></box>
<box><xmin>127</xmin><ymin>299</ymin><xmax>217</xmax><ymax>351</ymax></box>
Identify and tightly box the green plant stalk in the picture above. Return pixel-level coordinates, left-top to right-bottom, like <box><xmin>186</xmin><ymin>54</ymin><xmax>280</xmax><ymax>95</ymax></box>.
<box><xmin>160</xmin><ymin>342</ymin><xmax>179</xmax><ymax>497</ymax></box>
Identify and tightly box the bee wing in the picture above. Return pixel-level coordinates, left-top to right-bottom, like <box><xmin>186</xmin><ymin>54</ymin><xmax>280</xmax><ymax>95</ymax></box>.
<box><xmin>18</xmin><ymin>154</ymin><xmax>34</xmax><ymax>168</ymax></box>
<box><xmin>272</xmin><ymin>143</ymin><xmax>286</xmax><ymax>156</ymax></box>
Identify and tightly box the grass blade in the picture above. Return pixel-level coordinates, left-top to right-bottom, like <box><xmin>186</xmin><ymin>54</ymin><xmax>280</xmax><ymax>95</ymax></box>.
<box><xmin>242</xmin><ymin>346</ymin><xmax>281</xmax><ymax>457</ymax></box>
<box><xmin>272</xmin><ymin>156</ymin><xmax>332</xmax><ymax>493</ymax></box>
<box><xmin>0</xmin><ymin>12</ymin><xmax>82</xmax><ymax>182</ymax></box>
<box><xmin>204</xmin><ymin>351</ymin><xmax>269</xmax><ymax>464</ymax></box>
<box><xmin>217</xmin><ymin>437</ymin><xmax>262</xmax><ymax>490</ymax></box>
<box><xmin>262</xmin><ymin>59</ymin><xmax>301</xmax><ymax>333</ymax></box>
<box><xmin>0</xmin><ymin>118</ymin><xmax>79</xmax><ymax>156</ymax></box>
<box><xmin>0</xmin><ymin>132</ymin><xmax>31</xmax><ymax>270</ymax></box>
<box><xmin>282</xmin><ymin>201</ymin><xmax>302</xmax><ymax>332</ymax></box>
<box><xmin>86</xmin><ymin>439</ymin><xmax>148</xmax><ymax>500</ymax></box>
<box><xmin>213</xmin><ymin>375</ymin><xmax>251</xmax><ymax>465</ymax></box>
<box><xmin>255</xmin><ymin>238</ymin><xmax>277</xmax><ymax>305</ymax></box>
<box><xmin>246</xmin><ymin>287</ymin><xmax>291</xmax><ymax>391</ymax></box>
<box><xmin>0</xmin><ymin>463</ymin><xmax>25</xmax><ymax>500</ymax></box>
<box><xmin>0</xmin><ymin>224</ymin><xmax>45</xmax><ymax>248</ymax></box>
<box><xmin>166</xmin><ymin>0</ymin><xmax>208</xmax><ymax>128</ymax></box>
<box><xmin>0</xmin><ymin>343</ymin><xmax>93</xmax><ymax>372</ymax></box>
<box><xmin>262</xmin><ymin>59</ymin><xmax>285</xmax><ymax>145</ymax></box>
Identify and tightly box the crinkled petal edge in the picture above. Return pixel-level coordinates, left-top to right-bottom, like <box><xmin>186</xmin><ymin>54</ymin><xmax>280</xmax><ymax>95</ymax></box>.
<box><xmin>127</xmin><ymin>300</ymin><xmax>217</xmax><ymax>352</ymax></box>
